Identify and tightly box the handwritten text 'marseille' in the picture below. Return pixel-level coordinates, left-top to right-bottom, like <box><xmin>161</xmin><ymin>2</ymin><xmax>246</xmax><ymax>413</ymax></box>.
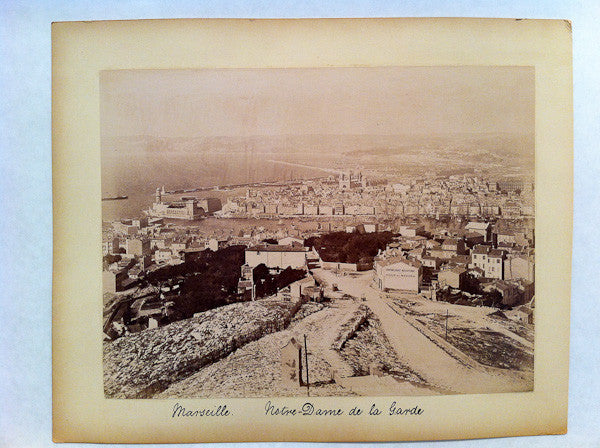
<box><xmin>172</xmin><ymin>403</ymin><xmax>231</xmax><ymax>418</ymax></box>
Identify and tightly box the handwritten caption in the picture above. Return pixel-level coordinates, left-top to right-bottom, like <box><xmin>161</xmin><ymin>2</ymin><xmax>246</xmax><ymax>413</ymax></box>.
<box><xmin>172</xmin><ymin>403</ymin><xmax>231</xmax><ymax>418</ymax></box>
<box><xmin>170</xmin><ymin>401</ymin><xmax>424</xmax><ymax>419</ymax></box>
<box><xmin>264</xmin><ymin>400</ymin><xmax>424</xmax><ymax>417</ymax></box>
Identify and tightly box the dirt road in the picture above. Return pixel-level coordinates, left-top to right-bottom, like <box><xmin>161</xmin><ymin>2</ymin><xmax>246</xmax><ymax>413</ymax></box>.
<box><xmin>315</xmin><ymin>269</ymin><xmax>532</xmax><ymax>394</ymax></box>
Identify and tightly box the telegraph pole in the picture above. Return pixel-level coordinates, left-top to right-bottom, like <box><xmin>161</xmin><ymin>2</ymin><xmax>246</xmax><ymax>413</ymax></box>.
<box><xmin>304</xmin><ymin>334</ymin><xmax>310</xmax><ymax>397</ymax></box>
<box><xmin>445</xmin><ymin>309</ymin><xmax>449</xmax><ymax>340</ymax></box>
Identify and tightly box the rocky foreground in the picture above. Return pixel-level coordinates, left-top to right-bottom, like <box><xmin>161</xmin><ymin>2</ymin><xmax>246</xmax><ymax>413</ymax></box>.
<box><xmin>158</xmin><ymin>300</ymin><xmax>433</xmax><ymax>398</ymax></box>
<box><xmin>104</xmin><ymin>273</ymin><xmax>534</xmax><ymax>399</ymax></box>
<box><xmin>103</xmin><ymin>300</ymin><xmax>300</xmax><ymax>398</ymax></box>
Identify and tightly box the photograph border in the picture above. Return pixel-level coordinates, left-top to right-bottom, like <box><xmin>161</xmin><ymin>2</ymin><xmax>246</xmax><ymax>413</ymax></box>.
<box><xmin>52</xmin><ymin>18</ymin><xmax>572</xmax><ymax>443</ymax></box>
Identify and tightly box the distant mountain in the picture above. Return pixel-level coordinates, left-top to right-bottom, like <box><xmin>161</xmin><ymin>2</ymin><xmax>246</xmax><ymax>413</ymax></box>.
<box><xmin>102</xmin><ymin>133</ymin><xmax>534</xmax><ymax>159</ymax></box>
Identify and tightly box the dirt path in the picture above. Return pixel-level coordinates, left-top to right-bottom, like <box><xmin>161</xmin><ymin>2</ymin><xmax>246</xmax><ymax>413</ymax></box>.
<box><xmin>315</xmin><ymin>269</ymin><xmax>531</xmax><ymax>394</ymax></box>
<box><xmin>158</xmin><ymin>301</ymin><xmax>362</xmax><ymax>398</ymax></box>
<box><xmin>292</xmin><ymin>301</ymin><xmax>360</xmax><ymax>377</ymax></box>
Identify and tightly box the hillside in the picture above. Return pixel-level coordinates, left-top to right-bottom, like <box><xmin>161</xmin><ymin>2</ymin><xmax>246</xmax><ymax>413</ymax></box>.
<box><xmin>103</xmin><ymin>299</ymin><xmax>300</xmax><ymax>398</ymax></box>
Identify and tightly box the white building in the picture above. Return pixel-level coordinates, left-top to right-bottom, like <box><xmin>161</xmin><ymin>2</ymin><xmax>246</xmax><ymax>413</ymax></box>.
<box><xmin>471</xmin><ymin>245</ymin><xmax>505</xmax><ymax>279</ymax></box>
<box><xmin>375</xmin><ymin>256</ymin><xmax>422</xmax><ymax>292</ymax></box>
<box><xmin>420</xmin><ymin>256</ymin><xmax>440</xmax><ymax>269</ymax></box>
<box><xmin>154</xmin><ymin>248</ymin><xmax>174</xmax><ymax>264</ymax></box>
<box><xmin>465</xmin><ymin>221</ymin><xmax>491</xmax><ymax>242</ymax></box>
<box><xmin>206</xmin><ymin>238</ymin><xmax>227</xmax><ymax>252</ymax></box>
<box><xmin>147</xmin><ymin>188</ymin><xmax>222</xmax><ymax>220</ymax></box>
<box><xmin>245</xmin><ymin>244</ymin><xmax>309</xmax><ymax>270</ymax></box>
<box><xmin>398</xmin><ymin>226</ymin><xmax>423</xmax><ymax>237</ymax></box>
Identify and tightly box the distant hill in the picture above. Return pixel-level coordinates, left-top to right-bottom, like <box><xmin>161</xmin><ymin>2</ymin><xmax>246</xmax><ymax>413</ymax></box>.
<box><xmin>101</xmin><ymin>133</ymin><xmax>534</xmax><ymax>179</ymax></box>
<box><xmin>102</xmin><ymin>133</ymin><xmax>532</xmax><ymax>154</ymax></box>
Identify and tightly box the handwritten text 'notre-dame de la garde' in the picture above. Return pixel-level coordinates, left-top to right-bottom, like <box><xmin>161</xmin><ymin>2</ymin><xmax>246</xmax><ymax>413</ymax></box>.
<box><xmin>169</xmin><ymin>401</ymin><xmax>424</xmax><ymax>418</ymax></box>
<box><xmin>264</xmin><ymin>401</ymin><xmax>424</xmax><ymax>417</ymax></box>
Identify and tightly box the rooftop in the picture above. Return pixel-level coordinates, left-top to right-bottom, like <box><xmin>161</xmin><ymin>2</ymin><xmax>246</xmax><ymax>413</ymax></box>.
<box><xmin>488</xmin><ymin>249</ymin><xmax>505</xmax><ymax>258</ymax></box>
<box><xmin>466</xmin><ymin>222</ymin><xmax>490</xmax><ymax>230</ymax></box>
<box><xmin>246</xmin><ymin>244</ymin><xmax>307</xmax><ymax>253</ymax></box>
<box><xmin>378</xmin><ymin>256</ymin><xmax>422</xmax><ymax>269</ymax></box>
<box><xmin>472</xmin><ymin>245</ymin><xmax>491</xmax><ymax>255</ymax></box>
<box><xmin>442</xmin><ymin>238</ymin><xmax>461</xmax><ymax>246</ymax></box>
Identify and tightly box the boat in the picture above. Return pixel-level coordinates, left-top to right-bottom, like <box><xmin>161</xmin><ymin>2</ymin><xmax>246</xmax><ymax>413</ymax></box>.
<box><xmin>102</xmin><ymin>195</ymin><xmax>128</xmax><ymax>201</ymax></box>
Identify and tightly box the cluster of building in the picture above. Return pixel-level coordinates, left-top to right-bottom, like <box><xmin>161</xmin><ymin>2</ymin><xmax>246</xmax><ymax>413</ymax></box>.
<box><xmin>103</xmin><ymin>171</ymin><xmax>534</xmax><ymax>312</ymax></box>
<box><xmin>373</xmin><ymin>221</ymin><xmax>534</xmax><ymax>307</ymax></box>
<box><xmin>146</xmin><ymin>187</ymin><xmax>222</xmax><ymax>220</ymax></box>
<box><xmin>102</xmin><ymin>216</ymin><xmax>226</xmax><ymax>293</ymax></box>
<box><xmin>218</xmin><ymin>171</ymin><xmax>534</xmax><ymax>220</ymax></box>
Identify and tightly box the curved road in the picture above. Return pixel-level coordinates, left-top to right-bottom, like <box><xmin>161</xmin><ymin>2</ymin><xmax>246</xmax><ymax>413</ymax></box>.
<box><xmin>316</xmin><ymin>269</ymin><xmax>531</xmax><ymax>394</ymax></box>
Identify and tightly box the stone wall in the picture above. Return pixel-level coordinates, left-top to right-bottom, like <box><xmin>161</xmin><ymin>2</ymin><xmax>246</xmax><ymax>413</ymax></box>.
<box><xmin>332</xmin><ymin>305</ymin><xmax>369</xmax><ymax>351</ymax></box>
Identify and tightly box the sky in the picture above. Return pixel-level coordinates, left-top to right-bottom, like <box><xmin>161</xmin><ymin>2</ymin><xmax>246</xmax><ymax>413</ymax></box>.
<box><xmin>100</xmin><ymin>66</ymin><xmax>535</xmax><ymax>138</ymax></box>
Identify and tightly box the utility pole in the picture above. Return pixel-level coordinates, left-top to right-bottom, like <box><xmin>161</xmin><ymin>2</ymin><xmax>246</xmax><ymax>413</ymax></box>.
<box><xmin>304</xmin><ymin>334</ymin><xmax>310</xmax><ymax>397</ymax></box>
<box><xmin>445</xmin><ymin>309</ymin><xmax>449</xmax><ymax>340</ymax></box>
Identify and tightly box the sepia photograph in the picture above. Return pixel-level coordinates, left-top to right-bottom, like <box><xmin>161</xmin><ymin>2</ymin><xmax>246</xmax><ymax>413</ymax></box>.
<box><xmin>100</xmin><ymin>66</ymin><xmax>536</xmax><ymax>399</ymax></box>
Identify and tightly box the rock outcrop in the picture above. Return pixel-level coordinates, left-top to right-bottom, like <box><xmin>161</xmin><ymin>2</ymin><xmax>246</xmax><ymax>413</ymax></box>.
<box><xmin>103</xmin><ymin>300</ymin><xmax>300</xmax><ymax>398</ymax></box>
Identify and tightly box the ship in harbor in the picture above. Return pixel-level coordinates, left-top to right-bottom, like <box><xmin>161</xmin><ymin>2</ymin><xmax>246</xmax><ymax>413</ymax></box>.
<box><xmin>102</xmin><ymin>195</ymin><xmax>128</xmax><ymax>201</ymax></box>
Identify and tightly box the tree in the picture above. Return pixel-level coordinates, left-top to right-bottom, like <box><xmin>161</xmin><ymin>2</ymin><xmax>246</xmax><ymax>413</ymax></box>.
<box><xmin>253</xmin><ymin>264</ymin><xmax>270</xmax><ymax>282</ymax></box>
<box><xmin>463</xmin><ymin>274</ymin><xmax>481</xmax><ymax>295</ymax></box>
<box><xmin>482</xmin><ymin>290</ymin><xmax>504</xmax><ymax>308</ymax></box>
<box><xmin>276</xmin><ymin>267</ymin><xmax>306</xmax><ymax>290</ymax></box>
<box><xmin>146</xmin><ymin>245</ymin><xmax>246</xmax><ymax>317</ymax></box>
<box><xmin>103</xmin><ymin>254</ymin><xmax>122</xmax><ymax>265</ymax></box>
<box><xmin>305</xmin><ymin>231</ymin><xmax>394</xmax><ymax>263</ymax></box>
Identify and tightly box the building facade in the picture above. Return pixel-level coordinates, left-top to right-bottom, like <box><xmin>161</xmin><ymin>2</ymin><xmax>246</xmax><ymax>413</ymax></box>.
<box><xmin>147</xmin><ymin>188</ymin><xmax>222</xmax><ymax>220</ymax></box>
<box><xmin>245</xmin><ymin>244</ymin><xmax>309</xmax><ymax>270</ymax></box>
<box><xmin>125</xmin><ymin>238</ymin><xmax>151</xmax><ymax>257</ymax></box>
<box><xmin>471</xmin><ymin>245</ymin><xmax>505</xmax><ymax>279</ymax></box>
<box><xmin>375</xmin><ymin>257</ymin><xmax>422</xmax><ymax>292</ymax></box>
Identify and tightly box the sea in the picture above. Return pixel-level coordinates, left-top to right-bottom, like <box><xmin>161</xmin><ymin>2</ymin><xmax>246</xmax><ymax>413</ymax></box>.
<box><xmin>100</xmin><ymin>133</ymin><xmax>533</xmax><ymax>222</ymax></box>
<box><xmin>101</xmin><ymin>151</ymin><xmax>327</xmax><ymax>222</ymax></box>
